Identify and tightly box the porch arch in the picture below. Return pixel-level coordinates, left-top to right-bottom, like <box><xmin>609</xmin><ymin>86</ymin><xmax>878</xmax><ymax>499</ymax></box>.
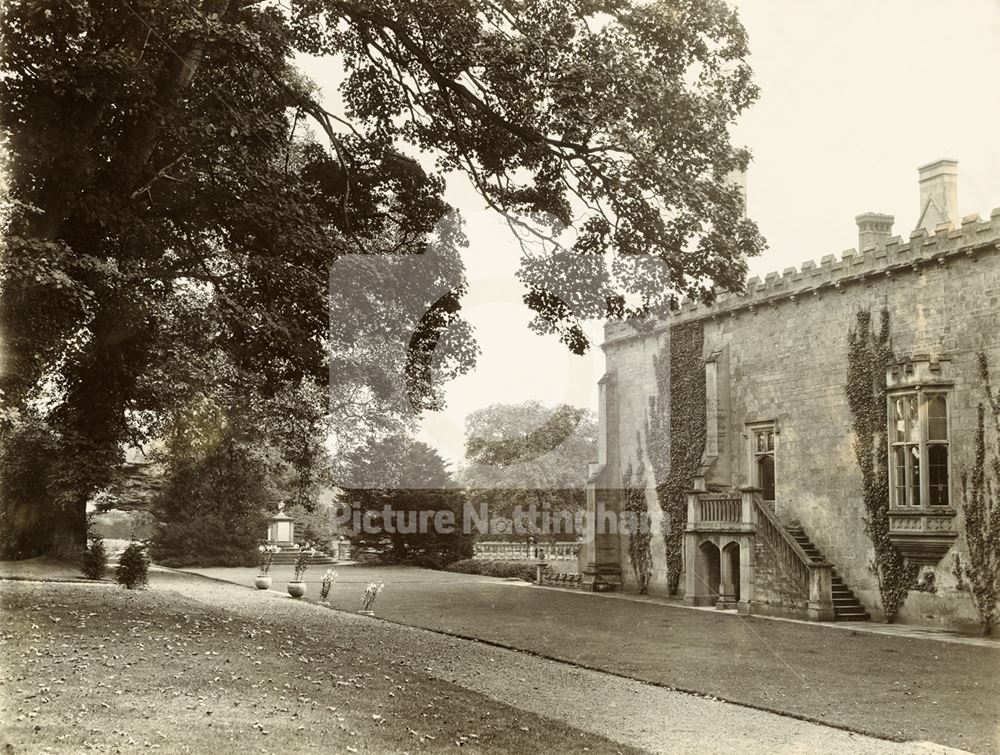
<box><xmin>692</xmin><ymin>541</ymin><xmax>721</xmax><ymax>605</ymax></box>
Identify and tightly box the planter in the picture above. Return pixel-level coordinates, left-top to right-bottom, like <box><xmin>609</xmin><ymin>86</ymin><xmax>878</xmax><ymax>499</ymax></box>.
<box><xmin>254</xmin><ymin>575</ymin><xmax>272</xmax><ymax>590</ymax></box>
<box><xmin>287</xmin><ymin>581</ymin><xmax>307</xmax><ymax>599</ymax></box>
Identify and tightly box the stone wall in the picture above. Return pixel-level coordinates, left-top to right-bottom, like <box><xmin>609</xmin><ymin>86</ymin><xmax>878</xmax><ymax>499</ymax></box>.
<box><xmin>598</xmin><ymin>331</ymin><xmax>672</xmax><ymax>594</ymax></box>
<box><xmin>599</xmin><ymin>208</ymin><xmax>1000</xmax><ymax>626</ymax></box>
<box><xmin>752</xmin><ymin>535</ymin><xmax>809</xmax><ymax>617</ymax></box>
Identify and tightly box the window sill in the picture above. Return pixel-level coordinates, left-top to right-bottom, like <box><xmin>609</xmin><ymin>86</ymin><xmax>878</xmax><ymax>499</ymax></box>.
<box><xmin>887</xmin><ymin>510</ymin><xmax>957</xmax><ymax>566</ymax></box>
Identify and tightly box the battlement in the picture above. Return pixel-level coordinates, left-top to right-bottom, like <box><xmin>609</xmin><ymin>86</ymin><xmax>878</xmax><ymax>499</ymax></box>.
<box><xmin>604</xmin><ymin>207</ymin><xmax>1000</xmax><ymax>347</ymax></box>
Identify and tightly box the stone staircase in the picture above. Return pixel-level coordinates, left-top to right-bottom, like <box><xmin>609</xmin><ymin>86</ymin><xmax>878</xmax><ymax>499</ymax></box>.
<box><xmin>786</xmin><ymin>526</ymin><xmax>870</xmax><ymax>621</ymax></box>
<box><xmin>268</xmin><ymin>543</ymin><xmax>338</xmax><ymax>566</ymax></box>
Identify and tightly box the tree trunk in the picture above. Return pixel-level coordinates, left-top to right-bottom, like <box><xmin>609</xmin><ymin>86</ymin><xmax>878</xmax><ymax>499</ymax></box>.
<box><xmin>48</xmin><ymin>499</ymin><xmax>89</xmax><ymax>561</ymax></box>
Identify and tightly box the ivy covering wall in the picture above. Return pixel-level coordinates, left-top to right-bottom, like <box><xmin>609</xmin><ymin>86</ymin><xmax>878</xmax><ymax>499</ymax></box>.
<box><xmin>961</xmin><ymin>352</ymin><xmax>1000</xmax><ymax>634</ymax></box>
<box><xmin>648</xmin><ymin>320</ymin><xmax>706</xmax><ymax>595</ymax></box>
<box><xmin>845</xmin><ymin>308</ymin><xmax>915</xmax><ymax>621</ymax></box>
<box><xmin>622</xmin><ymin>432</ymin><xmax>652</xmax><ymax>594</ymax></box>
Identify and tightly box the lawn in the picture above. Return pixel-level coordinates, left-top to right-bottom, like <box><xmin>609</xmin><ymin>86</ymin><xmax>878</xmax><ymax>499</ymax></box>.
<box><xmin>196</xmin><ymin>563</ymin><xmax>1000</xmax><ymax>753</ymax></box>
<box><xmin>0</xmin><ymin>577</ymin><xmax>638</xmax><ymax>754</ymax></box>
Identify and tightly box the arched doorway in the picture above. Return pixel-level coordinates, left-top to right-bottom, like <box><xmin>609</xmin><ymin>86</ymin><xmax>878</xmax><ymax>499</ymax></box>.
<box><xmin>757</xmin><ymin>454</ymin><xmax>775</xmax><ymax>503</ymax></box>
<box><xmin>722</xmin><ymin>542</ymin><xmax>741</xmax><ymax>603</ymax></box>
<box><xmin>698</xmin><ymin>541</ymin><xmax>721</xmax><ymax>601</ymax></box>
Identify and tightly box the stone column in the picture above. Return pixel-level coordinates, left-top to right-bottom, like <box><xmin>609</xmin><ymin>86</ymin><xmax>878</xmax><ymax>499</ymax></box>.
<box><xmin>807</xmin><ymin>563</ymin><xmax>835</xmax><ymax>622</ymax></box>
<box><xmin>716</xmin><ymin>546</ymin><xmax>737</xmax><ymax>609</ymax></box>
<box><xmin>737</xmin><ymin>533</ymin><xmax>755</xmax><ymax>616</ymax></box>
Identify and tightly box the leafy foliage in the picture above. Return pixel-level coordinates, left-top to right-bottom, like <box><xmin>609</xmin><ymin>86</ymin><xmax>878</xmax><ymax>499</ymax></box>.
<box><xmin>285</xmin><ymin>499</ymin><xmax>339</xmax><ymax>553</ymax></box>
<box><xmin>461</xmin><ymin>402</ymin><xmax>596</xmax><ymax>540</ymax></box>
<box><xmin>341</xmin><ymin>438</ymin><xmax>470</xmax><ymax>567</ymax></box>
<box><xmin>116</xmin><ymin>541</ymin><xmax>150</xmax><ymax>589</ymax></box>
<box><xmin>0</xmin><ymin>413</ymin><xmax>60</xmax><ymax>558</ymax></box>
<box><xmin>648</xmin><ymin>321</ymin><xmax>706</xmax><ymax>594</ymax></box>
<box><xmin>148</xmin><ymin>372</ymin><xmax>335</xmax><ymax>567</ymax></box>
<box><xmin>150</xmin><ymin>439</ymin><xmax>271</xmax><ymax>568</ymax></box>
<box><xmin>960</xmin><ymin>353</ymin><xmax>1000</xmax><ymax>634</ymax></box>
<box><xmin>293</xmin><ymin>545</ymin><xmax>315</xmax><ymax>581</ymax></box>
<box><xmin>1</xmin><ymin>0</ymin><xmax>762</xmax><ymax>555</ymax></box>
<box><xmin>445</xmin><ymin>559</ymin><xmax>543</xmax><ymax>583</ymax></box>
<box><xmin>148</xmin><ymin>386</ymin><xmax>281</xmax><ymax>567</ymax></box>
<box><xmin>622</xmin><ymin>434</ymin><xmax>653</xmax><ymax>594</ymax></box>
<box><xmin>81</xmin><ymin>528</ymin><xmax>108</xmax><ymax>581</ymax></box>
<box><xmin>0</xmin><ymin>0</ymin><xmax>473</xmax><ymax>556</ymax></box>
<box><xmin>845</xmin><ymin>309</ymin><xmax>914</xmax><ymax>621</ymax></box>
<box><xmin>292</xmin><ymin>0</ymin><xmax>764</xmax><ymax>349</ymax></box>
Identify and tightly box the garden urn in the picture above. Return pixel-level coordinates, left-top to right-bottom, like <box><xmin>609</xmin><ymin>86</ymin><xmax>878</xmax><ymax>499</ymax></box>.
<box><xmin>254</xmin><ymin>575</ymin><xmax>272</xmax><ymax>590</ymax></box>
<box><xmin>287</xmin><ymin>581</ymin><xmax>307</xmax><ymax>599</ymax></box>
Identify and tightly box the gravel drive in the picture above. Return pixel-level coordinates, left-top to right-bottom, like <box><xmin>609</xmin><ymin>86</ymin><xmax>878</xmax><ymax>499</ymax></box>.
<box><xmin>155</xmin><ymin>572</ymin><xmax>969</xmax><ymax>755</ymax></box>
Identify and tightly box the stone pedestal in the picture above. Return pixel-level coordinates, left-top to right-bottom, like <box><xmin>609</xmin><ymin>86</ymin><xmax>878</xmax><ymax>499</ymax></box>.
<box><xmin>267</xmin><ymin>508</ymin><xmax>295</xmax><ymax>544</ymax></box>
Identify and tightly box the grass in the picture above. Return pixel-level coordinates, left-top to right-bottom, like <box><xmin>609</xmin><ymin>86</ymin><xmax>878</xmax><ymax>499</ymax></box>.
<box><xmin>361</xmin><ymin>584</ymin><xmax>1000</xmax><ymax>752</ymax></box>
<box><xmin>208</xmin><ymin>564</ymin><xmax>1000</xmax><ymax>753</ymax></box>
<box><xmin>0</xmin><ymin>578</ymin><xmax>638</xmax><ymax>754</ymax></box>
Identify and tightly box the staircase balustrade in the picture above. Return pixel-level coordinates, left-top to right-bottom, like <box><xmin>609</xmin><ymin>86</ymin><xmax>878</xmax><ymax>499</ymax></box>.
<box><xmin>746</xmin><ymin>489</ymin><xmax>834</xmax><ymax>621</ymax></box>
<box><xmin>697</xmin><ymin>495</ymin><xmax>742</xmax><ymax>523</ymax></box>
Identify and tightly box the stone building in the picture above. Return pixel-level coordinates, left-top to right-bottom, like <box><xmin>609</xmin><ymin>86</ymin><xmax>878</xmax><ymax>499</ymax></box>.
<box><xmin>580</xmin><ymin>159</ymin><xmax>1000</xmax><ymax>629</ymax></box>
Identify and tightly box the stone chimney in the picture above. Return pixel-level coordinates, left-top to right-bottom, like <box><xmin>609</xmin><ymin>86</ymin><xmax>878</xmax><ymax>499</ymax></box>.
<box><xmin>855</xmin><ymin>212</ymin><xmax>894</xmax><ymax>251</ymax></box>
<box><xmin>916</xmin><ymin>159</ymin><xmax>959</xmax><ymax>233</ymax></box>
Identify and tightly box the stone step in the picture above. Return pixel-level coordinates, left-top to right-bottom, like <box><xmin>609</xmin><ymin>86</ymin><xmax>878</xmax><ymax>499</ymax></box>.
<box><xmin>787</xmin><ymin>524</ymin><xmax>868</xmax><ymax>622</ymax></box>
<box><xmin>268</xmin><ymin>549</ymin><xmax>338</xmax><ymax>566</ymax></box>
<box><xmin>833</xmin><ymin>596</ymin><xmax>862</xmax><ymax>606</ymax></box>
<box><xmin>833</xmin><ymin>609</ymin><xmax>871</xmax><ymax>621</ymax></box>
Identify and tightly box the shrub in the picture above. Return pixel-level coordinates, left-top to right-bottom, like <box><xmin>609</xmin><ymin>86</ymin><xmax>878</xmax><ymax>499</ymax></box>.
<box><xmin>445</xmin><ymin>559</ymin><xmax>545</xmax><ymax>582</ymax></box>
<box><xmin>150</xmin><ymin>513</ymin><xmax>261</xmax><ymax>568</ymax></box>
<box><xmin>150</xmin><ymin>435</ymin><xmax>270</xmax><ymax>568</ymax></box>
<box><xmin>116</xmin><ymin>541</ymin><xmax>150</xmax><ymax>589</ymax></box>
<box><xmin>81</xmin><ymin>535</ymin><xmax>108</xmax><ymax>580</ymax></box>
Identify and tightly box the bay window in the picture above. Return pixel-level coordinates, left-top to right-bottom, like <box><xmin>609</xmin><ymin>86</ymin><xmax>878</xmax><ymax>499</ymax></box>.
<box><xmin>889</xmin><ymin>390</ymin><xmax>949</xmax><ymax>509</ymax></box>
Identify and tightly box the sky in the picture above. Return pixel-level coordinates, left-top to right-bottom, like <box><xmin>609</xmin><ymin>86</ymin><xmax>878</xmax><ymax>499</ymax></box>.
<box><xmin>305</xmin><ymin>1</ymin><xmax>1000</xmax><ymax>466</ymax></box>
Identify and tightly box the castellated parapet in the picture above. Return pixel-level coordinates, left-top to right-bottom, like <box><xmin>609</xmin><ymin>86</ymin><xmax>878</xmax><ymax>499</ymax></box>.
<box><xmin>604</xmin><ymin>206</ymin><xmax>1000</xmax><ymax>347</ymax></box>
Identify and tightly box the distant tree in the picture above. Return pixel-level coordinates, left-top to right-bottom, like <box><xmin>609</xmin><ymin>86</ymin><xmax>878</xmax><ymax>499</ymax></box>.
<box><xmin>285</xmin><ymin>495</ymin><xmax>340</xmax><ymax>553</ymax></box>
<box><xmin>341</xmin><ymin>437</ymin><xmax>469</xmax><ymax>567</ymax></box>
<box><xmin>461</xmin><ymin>402</ymin><xmax>597</xmax><ymax>540</ymax></box>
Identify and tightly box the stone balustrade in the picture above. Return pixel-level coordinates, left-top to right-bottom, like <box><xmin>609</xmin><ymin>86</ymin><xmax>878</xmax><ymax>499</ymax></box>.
<box><xmin>472</xmin><ymin>540</ymin><xmax>582</xmax><ymax>562</ymax></box>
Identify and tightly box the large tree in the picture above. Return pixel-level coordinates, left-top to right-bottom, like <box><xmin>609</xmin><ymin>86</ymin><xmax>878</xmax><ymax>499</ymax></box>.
<box><xmin>0</xmin><ymin>0</ymin><xmax>763</xmax><ymax>557</ymax></box>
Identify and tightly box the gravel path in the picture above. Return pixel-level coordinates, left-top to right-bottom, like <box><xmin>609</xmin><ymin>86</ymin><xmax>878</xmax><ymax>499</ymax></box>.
<box><xmin>155</xmin><ymin>572</ymin><xmax>969</xmax><ymax>755</ymax></box>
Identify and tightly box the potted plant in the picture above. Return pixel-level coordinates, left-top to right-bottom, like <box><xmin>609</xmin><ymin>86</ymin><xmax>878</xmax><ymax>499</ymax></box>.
<box><xmin>319</xmin><ymin>569</ymin><xmax>337</xmax><ymax>605</ymax></box>
<box><xmin>287</xmin><ymin>544</ymin><xmax>315</xmax><ymax>598</ymax></box>
<box><xmin>255</xmin><ymin>544</ymin><xmax>279</xmax><ymax>590</ymax></box>
<box><xmin>359</xmin><ymin>579</ymin><xmax>384</xmax><ymax>616</ymax></box>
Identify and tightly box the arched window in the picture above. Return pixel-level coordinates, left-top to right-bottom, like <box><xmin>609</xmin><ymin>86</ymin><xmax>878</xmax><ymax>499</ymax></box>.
<box><xmin>749</xmin><ymin>423</ymin><xmax>776</xmax><ymax>503</ymax></box>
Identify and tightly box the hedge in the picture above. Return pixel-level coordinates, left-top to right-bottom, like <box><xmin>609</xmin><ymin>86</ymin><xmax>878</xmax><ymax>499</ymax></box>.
<box><xmin>445</xmin><ymin>559</ymin><xmax>544</xmax><ymax>582</ymax></box>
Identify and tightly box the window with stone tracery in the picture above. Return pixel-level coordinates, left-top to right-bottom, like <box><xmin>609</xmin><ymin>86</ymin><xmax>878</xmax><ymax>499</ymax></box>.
<box><xmin>889</xmin><ymin>391</ymin><xmax>950</xmax><ymax>508</ymax></box>
<box><xmin>748</xmin><ymin>422</ymin><xmax>776</xmax><ymax>503</ymax></box>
